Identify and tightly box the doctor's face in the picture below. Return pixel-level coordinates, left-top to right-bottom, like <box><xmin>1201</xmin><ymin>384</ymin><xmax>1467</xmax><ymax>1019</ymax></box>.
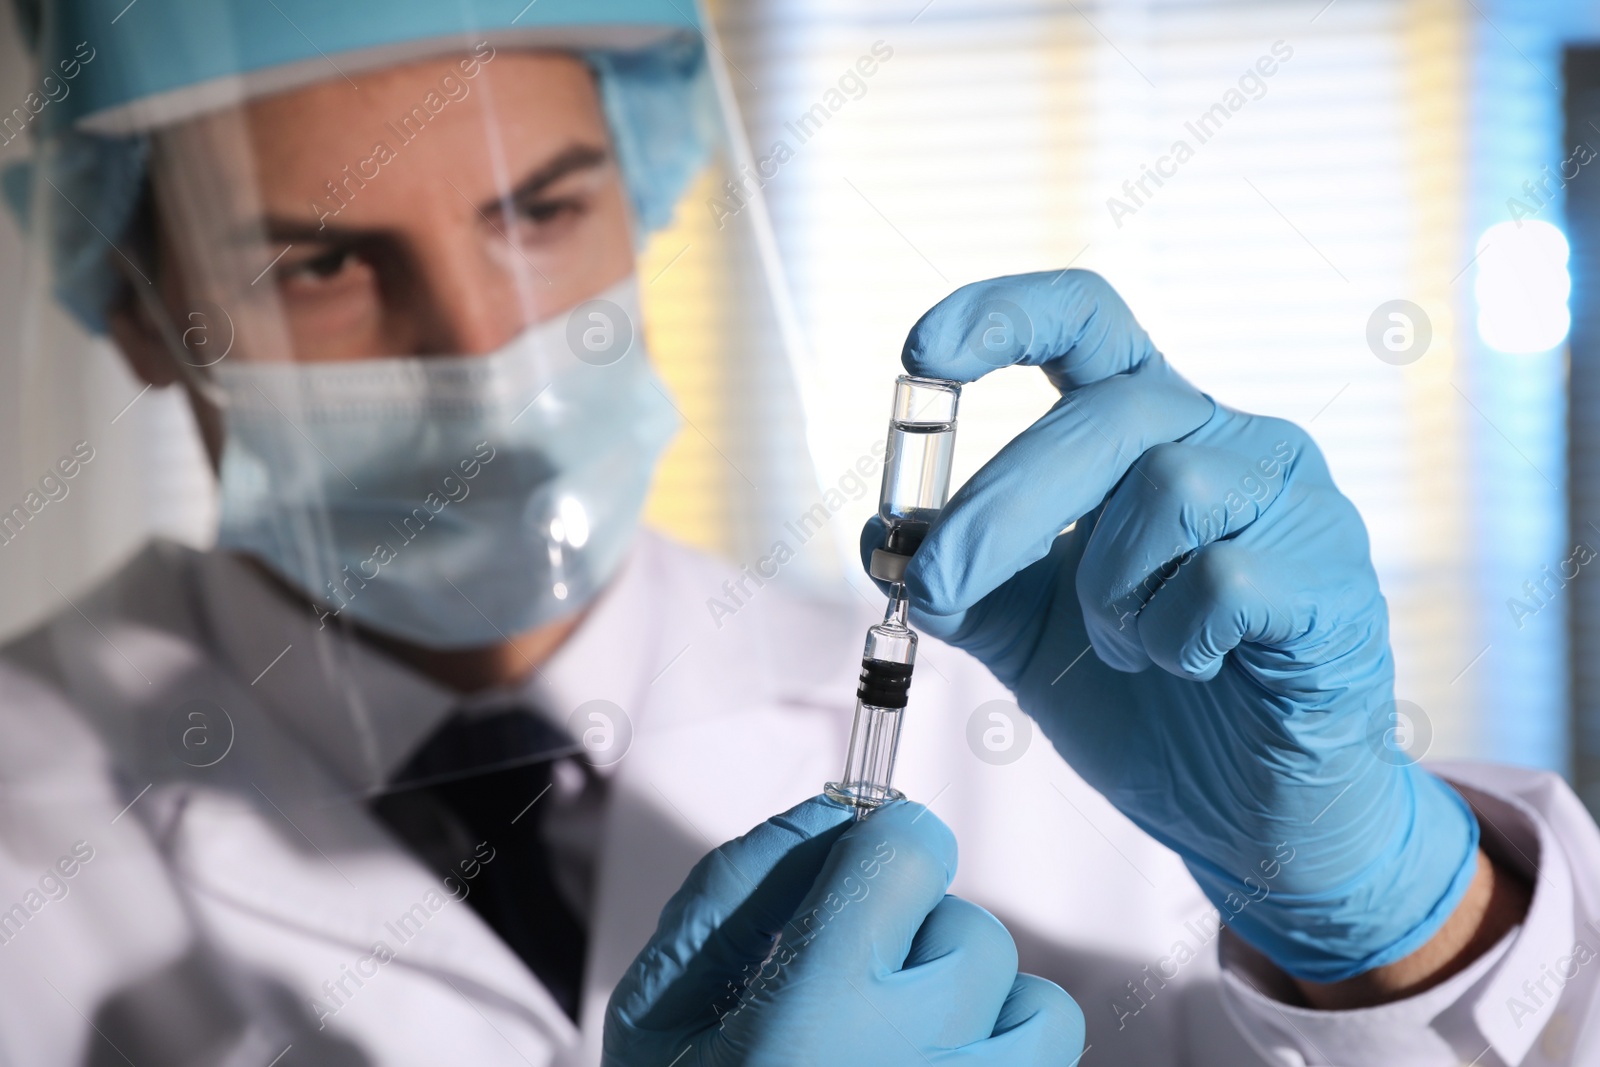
<box><xmin>119</xmin><ymin>49</ymin><xmax>636</xmax><ymax>368</ymax></box>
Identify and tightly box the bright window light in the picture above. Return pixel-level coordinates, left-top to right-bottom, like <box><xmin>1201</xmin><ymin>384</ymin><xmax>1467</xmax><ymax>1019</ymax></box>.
<box><xmin>1474</xmin><ymin>220</ymin><xmax>1572</xmax><ymax>354</ymax></box>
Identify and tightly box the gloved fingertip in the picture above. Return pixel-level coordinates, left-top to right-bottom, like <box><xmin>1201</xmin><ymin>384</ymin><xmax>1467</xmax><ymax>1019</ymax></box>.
<box><xmin>991</xmin><ymin>973</ymin><xmax>1085</xmax><ymax>1053</ymax></box>
<box><xmin>1077</xmin><ymin>613</ymin><xmax>1139</xmax><ymax>671</ymax></box>
<box><xmin>1058</xmin><ymin>983</ymin><xmax>1087</xmax><ymax>1044</ymax></box>
<box><xmin>858</xmin><ymin>515</ymin><xmax>887</xmax><ymax>572</ymax></box>
<box><xmin>900</xmin><ymin>345</ymin><xmax>981</xmax><ymax>385</ymax></box>
<box><xmin>1179</xmin><ymin>654</ymin><xmax>1225</xmax><ymax>682</ymax></box>
<box><xmin>705</xmin><ymin>796</ymin><xmax>854</xmax><ymax>887</ymax></box>
<box><xmin>899</xmin><ymin>288</ymin><xmax>1003</xmax><ymax>383</ymax></box>
<box><xmin>1079</xmin><ymin>621</ymin><xmax>1152</xmax><ymax>674</ymax></box>
<box><xmin>900</xmin><ymin>548</ymin><xmax>966</xmax><ymax>618</ymax></box>
<box><xmin>1137</xmin><ymin>622</ymin><xmax>1225</xmax><ymax>682</ymax></box>
<box><xmin>768</xmin><ymin>794</ymin><xmax>856</xmax><ymax>840</ymax></box>
<box><xmin>850</xmin><ymin>799</ymin><xmax>958</xmax><ymax>882</ymax></box>
<box><xmin>650</xmin><ymin>797</ymin><xmax>854</xmax><ymax>961</ymax></box>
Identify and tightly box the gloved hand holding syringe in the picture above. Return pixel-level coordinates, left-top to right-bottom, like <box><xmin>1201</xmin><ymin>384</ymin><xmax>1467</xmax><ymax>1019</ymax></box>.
<box><xmin>825</xmin><ymin>375</ymin><xmax>961</xmax><ymax>818</ymax></box>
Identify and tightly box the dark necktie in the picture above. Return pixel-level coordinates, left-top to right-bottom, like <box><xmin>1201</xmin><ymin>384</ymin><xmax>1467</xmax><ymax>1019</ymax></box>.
<box><xmin>369</xmin><ymin>706</ymin><xmax>589</xmax><ymax>1020</ymax></box>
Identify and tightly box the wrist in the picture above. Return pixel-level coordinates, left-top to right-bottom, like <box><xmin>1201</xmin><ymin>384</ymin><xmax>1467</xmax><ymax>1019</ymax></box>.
<box><xmin>1195</xmin><ymin>769</ymin><xmax>1481</xmax><ymax>983</ymax></box>
<box><xmin>1293</xmin><ymin>847</ymin><xmax>1530</xmax><ymax>1009</ymax></box>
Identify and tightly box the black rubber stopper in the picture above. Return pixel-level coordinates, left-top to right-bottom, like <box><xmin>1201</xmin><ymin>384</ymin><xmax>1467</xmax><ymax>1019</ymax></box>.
<box><xmin>857</xmin><ymin>657</ymin><xmax>914</xmax><ymax>710</ymax></box>
<box><xmin>885</xmin><ymin>524</ymin><xmax>926</xmax><ymax>557</ymax></box>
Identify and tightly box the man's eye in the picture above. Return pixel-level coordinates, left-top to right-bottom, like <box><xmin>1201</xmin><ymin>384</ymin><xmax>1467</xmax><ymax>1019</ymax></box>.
<box><xmin>283</xmin><ymin>248</ymin><xmax>357</xmax><ymax>282</ymax></box>
<box><xmin>517</xmin><ymin>198</ymin><xmax>584</xmax><ymax>226</ymax></box>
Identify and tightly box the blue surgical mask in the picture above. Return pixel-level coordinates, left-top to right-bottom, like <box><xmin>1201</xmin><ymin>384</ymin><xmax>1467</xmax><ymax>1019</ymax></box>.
<box><xmin>212</xmin><ymin>276</ymin><xmax>680</xmax><ymax>649</ymax></box>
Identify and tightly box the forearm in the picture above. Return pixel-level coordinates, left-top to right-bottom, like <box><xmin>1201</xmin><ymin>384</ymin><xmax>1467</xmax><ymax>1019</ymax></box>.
<box><xmin>1292</xmin><ymin>847</ymin><xmax>1531</xmax><ymax>1010</ymax></box>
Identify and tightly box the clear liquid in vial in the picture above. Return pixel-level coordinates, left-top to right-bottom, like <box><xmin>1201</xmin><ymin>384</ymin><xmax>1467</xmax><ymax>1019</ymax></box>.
<box><xmin>881</xmin><ymin>420</ymin><xmax>956</xmax><ymax>554</ymax></box>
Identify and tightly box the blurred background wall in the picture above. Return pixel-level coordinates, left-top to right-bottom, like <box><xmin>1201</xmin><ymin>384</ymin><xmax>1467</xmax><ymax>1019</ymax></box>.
<box><xmin>698</xmin><ymin>0</ymin><xmax>1598</xmax><ymax>793</ymax></box>
<box><xmin>4</xmin><ymin>0</ymin><xmax>1598</xmax><ymax>803</ymax></box>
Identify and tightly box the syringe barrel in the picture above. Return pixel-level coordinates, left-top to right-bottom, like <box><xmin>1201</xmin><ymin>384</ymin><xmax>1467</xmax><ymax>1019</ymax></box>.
<box><xmin>825</xmin><ymin>657</ymin><xmax>914</xmax><ymax>814</ymax></box>
<box><xmin>833</xmin><ymin>699</ymin><xmax>905</xmax><ymax>809</ymax></box>
<box><xmin>878</xmin><ymin>375</ymin><xmax>961</xmax><ymax>557</ymax></box>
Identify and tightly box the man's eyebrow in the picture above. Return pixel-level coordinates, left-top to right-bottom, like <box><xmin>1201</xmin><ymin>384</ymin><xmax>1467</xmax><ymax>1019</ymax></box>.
<box><xmin>250</xmin><ymin>142</ymin><xmax>612</xmax><ymax>246</ymax></box>
<box><xmin>491</xmin><ymin>143</ymin><xmax>610</xmax><ymax>211</ymax></box>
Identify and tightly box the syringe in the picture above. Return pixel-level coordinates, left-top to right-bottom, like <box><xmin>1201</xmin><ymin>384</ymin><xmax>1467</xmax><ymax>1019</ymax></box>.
<box><xmin>826</xmin><ymin>375</ymin><xmax>961</xmax><ymax>818</ymax></box>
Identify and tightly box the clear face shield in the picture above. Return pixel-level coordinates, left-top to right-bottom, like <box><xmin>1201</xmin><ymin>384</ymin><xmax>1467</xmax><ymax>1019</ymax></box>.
<box><xmin>3</xmin><ymin>2</ymin><xmax>831</xmax><ymax>798</ymax></box>
<box><xmin>147</xmin><ymin>47</ymin><xmax>682</xmax><ymax>650</ymax></box>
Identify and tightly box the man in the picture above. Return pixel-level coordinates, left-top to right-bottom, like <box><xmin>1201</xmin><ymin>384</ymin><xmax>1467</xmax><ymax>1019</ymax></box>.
<box><xmin>0</xmin><ymin>1</ymin><xmax>1594</xmax><ymax>1064</ymax></box>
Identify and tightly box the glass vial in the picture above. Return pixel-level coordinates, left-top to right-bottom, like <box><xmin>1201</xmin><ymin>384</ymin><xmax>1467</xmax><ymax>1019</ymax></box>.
<box><xmin>870</xmin><ymin>375</ymin><xmax>961</xmax><ymax>582</ymax></box>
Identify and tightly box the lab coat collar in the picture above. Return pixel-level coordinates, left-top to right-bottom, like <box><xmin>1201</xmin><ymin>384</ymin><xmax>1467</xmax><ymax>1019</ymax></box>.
<box><xmin>1460</xmin><ymin>772</ymin><xmax>1578</xmax><ymax>1065</ymax></box>
<box><xmin>194</xmin><ymin>535</ymin><xmax>658</xmax><ymax>797</ymax></box>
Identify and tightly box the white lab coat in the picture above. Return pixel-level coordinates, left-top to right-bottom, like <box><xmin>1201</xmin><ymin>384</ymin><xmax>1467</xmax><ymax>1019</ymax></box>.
<box><xmin>0</xmin><ymin>530</ymin><xmax>1595</xmax><ymax>1066</ymax></box>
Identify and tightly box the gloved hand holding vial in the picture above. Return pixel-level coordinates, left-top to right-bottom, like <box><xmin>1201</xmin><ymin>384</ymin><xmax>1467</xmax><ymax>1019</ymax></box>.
<box><xmin>826</xmin><ymin>375</ymin><xmax>961</xmax><ymax>817</ymax></box>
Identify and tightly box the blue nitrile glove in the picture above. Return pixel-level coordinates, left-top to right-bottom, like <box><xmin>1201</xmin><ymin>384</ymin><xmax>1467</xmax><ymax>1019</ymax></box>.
<box><xmin>859</xmin><ymin>271</ymin><xmax>1481</xmax><ymax>984</ymax></box>
<box><xmin>603</xmin><ymin>796</ymin><xmax>1084</xmax><ymax>1065</ymax></box>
